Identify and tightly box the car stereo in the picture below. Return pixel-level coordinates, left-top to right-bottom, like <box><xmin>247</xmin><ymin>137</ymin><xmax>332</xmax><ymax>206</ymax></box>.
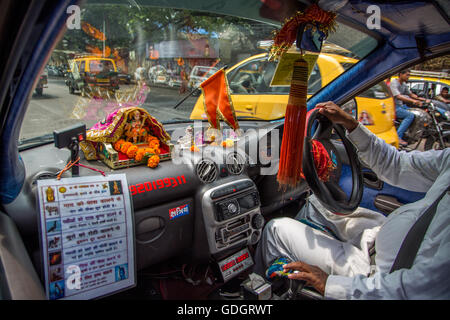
<box><xmin>214</xmin><ymin>191</ymin><xmax>259</xmax><ymax>222</ymax></box>
<box><xmin>202</xmin><ymin>178</ymin><xmax>264</xmax><ymax>256</ymax></box>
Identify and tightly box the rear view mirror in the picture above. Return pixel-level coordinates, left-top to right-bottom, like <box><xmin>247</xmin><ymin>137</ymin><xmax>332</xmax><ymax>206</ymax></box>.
<box><xmin>297</xmin><ymin>24</ymin><xmax>325</xmax><ymax>53</ymax></box>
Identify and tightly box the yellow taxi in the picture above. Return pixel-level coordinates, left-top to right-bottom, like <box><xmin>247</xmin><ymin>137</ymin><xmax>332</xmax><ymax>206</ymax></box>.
<box><xmin>66</xmin><ymin>56</ymin><xmax>119</xmax><ymax>95</ymax></box>
<box><xmin>190</xmin><ymin>52</ymin><xmax>399</xmax><ymax>148</ymax></box>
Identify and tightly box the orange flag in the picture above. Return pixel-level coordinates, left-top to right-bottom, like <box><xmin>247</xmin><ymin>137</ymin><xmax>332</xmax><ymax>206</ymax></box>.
<box><xmin>200</xmin><ymin>69</ymin><xmax>239</xmax><ymax>131</ymax></box>
<box><xmin>82</xmin><ymin>21</ymin><xmax>106</xmax><ymax>41</ymax></box>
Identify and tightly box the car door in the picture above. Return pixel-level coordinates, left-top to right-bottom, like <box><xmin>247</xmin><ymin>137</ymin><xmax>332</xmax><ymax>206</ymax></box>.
<box><xmin>0</xmin><ymin>211</ymin><xmax>45</xmax><ymax>299</ymax></box>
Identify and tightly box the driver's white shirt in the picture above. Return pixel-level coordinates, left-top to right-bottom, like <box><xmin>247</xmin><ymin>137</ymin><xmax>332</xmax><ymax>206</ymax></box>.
<box><xmin>325</xmin><ymin>124</ymin><xmax>450</xmax><ymax>299</ymax></box>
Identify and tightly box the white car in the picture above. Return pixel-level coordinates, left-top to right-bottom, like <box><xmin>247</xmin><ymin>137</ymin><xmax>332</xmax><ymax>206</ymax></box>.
<box><xmin>148</xmin><ymin>65</ymin><xmax>167</xmax><ymax>84</ymax></box>
<box><xmin>188</xmin><ymin>66</ymin><xmax>219</xmax><ymax>93</ymax></box>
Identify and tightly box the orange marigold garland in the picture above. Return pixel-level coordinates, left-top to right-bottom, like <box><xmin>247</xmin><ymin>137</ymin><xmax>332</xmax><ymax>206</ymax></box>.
<box><xmin>114</xmin><ymin>139</ymin><xmax>126</xmax><ymax>152</ymax></box>
<box><xmin>126</xmin><ymin>145</ymin><xmax>139</xmax><ymax>159</ymax></box>
<box><xmin>120</xmin><ymin>142</ymin><xmax>133</xmax><ymax>154</ymax></box>
<box><xmin>148</xmin><ymin>139</ymin><xmax>160</xmax><ymax>149</ymax></box>
<box><xmin>269</xmin><ymin>4</ymin><xmax>336</xmax><ymax>61</ymax></box>
<box><xmin>135</xmin><ymin>148</ymin><xmax>146</xmax><ymax>162</ymax></box>
<box><xmin>147</xmin><ymin>155</ymin><xmax>160</xmax><ymax>168</ymax></box>
<box><xmin>147</xmin><ymin>135</ymin><xmax>158</xmax><ymax>143</ymax></box>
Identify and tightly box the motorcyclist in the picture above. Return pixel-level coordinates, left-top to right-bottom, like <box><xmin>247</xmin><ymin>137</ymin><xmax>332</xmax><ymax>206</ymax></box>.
<box><xmin>435</xmin><ymin>87</ymin><xmax>450</xmax><ymax>104</ymax></box>
<box><xmin>389</xmin><ymin>70</ymin><xmax>429</xmax><ymax>146</ymax></box>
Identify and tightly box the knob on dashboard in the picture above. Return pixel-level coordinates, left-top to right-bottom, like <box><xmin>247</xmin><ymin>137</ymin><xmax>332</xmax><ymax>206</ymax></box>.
<box><xmin>227</xmin><ymin>203</ymin><xmax>238</xmax><ymax>214</ymax></box>
<box><xmin>251</xmin><ymin>214</ymin><xmax>264</xmax><ymax>229</ymax></box>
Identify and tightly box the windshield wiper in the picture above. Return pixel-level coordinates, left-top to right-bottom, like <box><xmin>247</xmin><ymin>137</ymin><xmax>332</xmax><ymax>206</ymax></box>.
<box><xmin>173</xmin><ymin>65</ymin><xmax>228</xmax><ymax>110</ymax></box>
<box><xmin>236</xmin><ymin>116</ymin><xmax>265</xmax><ymax>121</ymax></box>
<box><xmin>173</xmin><ymin>88</ymin><xmax>201</xmax><ymax>109</ymax></box>
<box><xmin>163</xmin><ymin>119</ymin><xmax>196</xmax><ymax>124</ymax></box>
<box><xmin>19</xmin><ymin>133</ymin><xmax>54</xmax><ymax>150</ymax></box>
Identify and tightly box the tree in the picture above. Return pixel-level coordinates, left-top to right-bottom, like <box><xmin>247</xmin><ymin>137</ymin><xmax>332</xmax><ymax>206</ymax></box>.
<box><xmin>57</xmin><ymin>4</ymin><xmax>276</xmax><ymax>65</ymax></box>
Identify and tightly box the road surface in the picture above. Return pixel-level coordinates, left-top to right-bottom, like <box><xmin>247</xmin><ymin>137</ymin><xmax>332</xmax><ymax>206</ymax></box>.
<box><xmin>20</xmin><ymin>78</ymin><xmax>198</xmax><ymax>141</ymax></box>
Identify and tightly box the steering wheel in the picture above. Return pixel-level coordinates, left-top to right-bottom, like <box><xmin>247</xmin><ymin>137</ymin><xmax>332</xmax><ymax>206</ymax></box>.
<box><xmin>302</xmin><ymin>109</ymin><xmax>363</xmax><ymax>215</ymax></box>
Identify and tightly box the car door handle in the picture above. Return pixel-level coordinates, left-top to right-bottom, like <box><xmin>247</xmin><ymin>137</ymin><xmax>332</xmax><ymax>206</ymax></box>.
<box><xmin>363</xmin><ymin>171</ymin><xmax>383</xmax><ymax>190</ymax></box>
<box><xmin>374</xmin><ymin>195</ymin><xmax>403</xmax><ymax>215</ymax></box>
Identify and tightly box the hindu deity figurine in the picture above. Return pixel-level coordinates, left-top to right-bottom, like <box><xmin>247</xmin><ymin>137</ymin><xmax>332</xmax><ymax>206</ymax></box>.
<box><xmin>125</xmin><ymin>110</ymin><xmax>147</xmax><ymax>143</ymax></box>
<box><xmin>46</xmin><ymin>187</ymin><xmax>55</xmax><ymax>202</ymax></box>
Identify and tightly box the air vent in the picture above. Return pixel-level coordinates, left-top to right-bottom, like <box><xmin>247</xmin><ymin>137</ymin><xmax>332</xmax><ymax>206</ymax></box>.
<box><xmin>196</xmin><ymin>159</ymin><xmax>218</xmax><ymax>183</ymax></box>
<box><xmin>226</xmin><ymin>153</ymin><xmax>245</xmax><ymax>175</ymax></box>
<box><xmin>31</xmin><ymin>170</ymin><xmax>59</xmax><ymax>187</ymax></box>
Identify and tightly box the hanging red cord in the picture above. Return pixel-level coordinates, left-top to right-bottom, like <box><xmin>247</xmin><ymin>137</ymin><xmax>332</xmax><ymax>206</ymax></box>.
<box><xmin>277</xmin><ymin>59</ymin><xmax>309</xmax><ymax>188</ymax></box>
<box><xmin>57</xmin><ymin>157</ymin><xmax>106</xmax><ymax>179</ymax></box>
<box><xmin>300</xmin><ymin>107</ymin><xmax>337</xmax><ymax>182</ymax></box>
<box><xmin>310</xmin><ymin>139</ymin><xmax>336</xmax><ymax>182</ymax></box>
<box><xmin>273</xmin><ymin>4</ymin><xmax>337</xmax><ymax>189</ymax></box>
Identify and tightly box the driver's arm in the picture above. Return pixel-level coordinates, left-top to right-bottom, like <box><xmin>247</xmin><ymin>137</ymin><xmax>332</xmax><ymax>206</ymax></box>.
<box><xmin>318</xmin><ymin>102</ymin><xmax>447</xmax><ymax>193</ymax></box>
<box><xmin>346</xmin><ymin>123</ymin><xmax>445</xmax><ymax>193</ymax></box>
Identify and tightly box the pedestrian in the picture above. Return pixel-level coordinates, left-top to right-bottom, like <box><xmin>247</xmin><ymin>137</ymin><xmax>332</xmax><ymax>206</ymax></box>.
<box><xmin>180</xmin><ymin>68</ymin><xmax>188</xmax><ymax>94</ymax></box>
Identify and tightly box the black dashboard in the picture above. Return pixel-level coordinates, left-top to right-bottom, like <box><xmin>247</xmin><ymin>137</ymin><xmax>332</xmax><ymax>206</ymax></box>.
<box><xmin>7</xmin><ymin>120</ymin><xmax>310</xmax><ymax>276</ymax></box>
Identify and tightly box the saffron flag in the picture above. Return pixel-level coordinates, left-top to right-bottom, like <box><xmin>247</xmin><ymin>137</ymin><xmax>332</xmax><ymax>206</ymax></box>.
<box><xmin>200</xmin><ymin>69</ymin><xmax>239</xmax><ymax>131</ymax></box>
<box><xmin>81</xmin><ymin>21</ymin><xmax>106</xmax><ymax>41</ymax></box>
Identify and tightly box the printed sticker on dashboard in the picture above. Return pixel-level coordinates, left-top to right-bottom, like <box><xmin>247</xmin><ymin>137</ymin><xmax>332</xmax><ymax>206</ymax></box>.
<box><xmin>169</xmin><ymin>204</ymin><xmax>190</xmax><ymax>220</ymax></box>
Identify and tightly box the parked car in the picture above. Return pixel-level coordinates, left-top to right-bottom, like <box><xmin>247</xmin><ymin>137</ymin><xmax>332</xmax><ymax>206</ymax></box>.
<box><xmin>35</xmin><ymin>68</ymin><xmax>48</xmax><ymax>96</ymax></box>
<box><xmin>188</xmin><ymin>66</ymin><xmax>219</xmax><ymax>95</ymax></box>
<box><xmin>117</xmin><ymin>68</ymin><xmax>132</xmax><ymax>84</ymax></box>
<box><xmin>148</xmin><ymin>65</ymin><xmax>167</xmax><ymax>84</ymax></box>
<box><xmin>191</xmin><ymin>52</ymin><xmax>399</xmax><ymax>147</ymax></box>
<box><xmin>168</xmin><ymin>74</ymin><xmax>182</xmax><ymax>87</ymax></box>
<box><xmin>66</xmin><ymin>56</ymin><xmax>120</xmax><ymax>95</ymax></box>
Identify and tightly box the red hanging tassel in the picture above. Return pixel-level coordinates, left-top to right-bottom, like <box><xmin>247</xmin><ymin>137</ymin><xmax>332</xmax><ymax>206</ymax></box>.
<box><xmin>277</xmin><ymin>59</ymin><xmax>309</xmax><ymax>189</ymax></box>
<box><xmin>310</xmin><ymin>140</ymin><xmax>336</xmax><ymax>182</ymax></box>
<box><xmin>273</xmin><ymin>4</ymin><xmax>337</xmax><ymax>189</ymax></box>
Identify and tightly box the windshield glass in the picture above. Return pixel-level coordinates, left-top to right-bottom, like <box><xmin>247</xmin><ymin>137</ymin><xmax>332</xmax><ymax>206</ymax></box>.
<box><xmin>19</xmin><ymin>1</ymin><xmax>378</xmax><ymax>147</ymax></box>
<box><xmin>90</xmin><ymin>60</ymin><xmax>115</xmax><ymax>72</ymax></box>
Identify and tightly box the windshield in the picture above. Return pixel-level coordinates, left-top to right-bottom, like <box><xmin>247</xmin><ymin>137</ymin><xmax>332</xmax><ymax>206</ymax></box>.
<box><xmin>90</xmin><ymin>60</ymin><xmax>115</xmax><ymax>73</ymax></box>
<box><xmin>19</xmin><ymin>1</ymin><xmax>378</xmax><ymax>147</ymax></box>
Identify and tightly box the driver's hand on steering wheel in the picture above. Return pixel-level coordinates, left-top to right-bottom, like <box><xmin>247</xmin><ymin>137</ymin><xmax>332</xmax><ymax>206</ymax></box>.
<box><xmin>316</xmin><ymin>101</ymin><xmax>359</xmax><ymax>132</ymax></box>
<box><xmin>283</xmin><ymin>261</ymin><xmax>329</xmax><ymax>296</ymax></box>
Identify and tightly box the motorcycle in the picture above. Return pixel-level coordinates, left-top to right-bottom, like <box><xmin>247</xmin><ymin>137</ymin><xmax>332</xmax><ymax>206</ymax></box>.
<box><xmin>395</xmin><ymin>102</ymin><xmax>450</xmax><ymax>150</ymax></box>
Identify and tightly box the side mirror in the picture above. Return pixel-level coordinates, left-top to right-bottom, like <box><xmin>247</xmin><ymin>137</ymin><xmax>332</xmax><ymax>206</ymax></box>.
<box><xmin>341</xmin><ymin>99</ymin><xmax>357</xmax><ymax>119</ymax></box>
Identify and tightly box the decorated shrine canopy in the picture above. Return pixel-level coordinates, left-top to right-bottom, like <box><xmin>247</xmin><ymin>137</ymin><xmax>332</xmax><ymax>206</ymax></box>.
<box><xmin>86</xmin><ymin>107</ymin><xmax>170</xmax><ymax>144</ymax></box>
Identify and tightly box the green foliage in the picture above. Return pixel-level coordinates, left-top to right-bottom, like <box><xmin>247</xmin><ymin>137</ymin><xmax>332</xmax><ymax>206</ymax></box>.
<box><xmin>58</xmin><ymin>4</ymin><xmax>275</xmax><ymax>57</ymax></box>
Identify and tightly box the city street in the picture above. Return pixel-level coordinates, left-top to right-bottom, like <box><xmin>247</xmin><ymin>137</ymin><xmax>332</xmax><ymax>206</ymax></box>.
<box><xmin>20</xmin><ymin>78</ymin><xmax>198</xmax><ymax>141</ymax></box>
